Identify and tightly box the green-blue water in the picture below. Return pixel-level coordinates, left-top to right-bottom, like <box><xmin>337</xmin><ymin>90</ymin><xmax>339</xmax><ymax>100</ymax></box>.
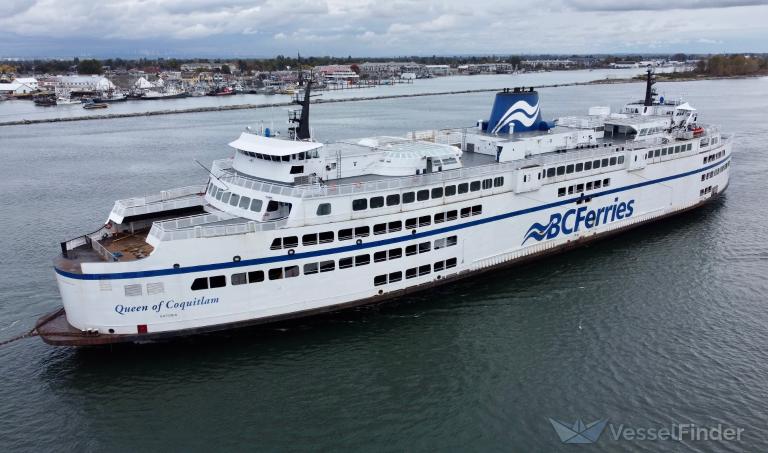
<box><xmin>1</xmin><ymin>76</ymin><xmax>767</xmax><ymax>452</ymax></box>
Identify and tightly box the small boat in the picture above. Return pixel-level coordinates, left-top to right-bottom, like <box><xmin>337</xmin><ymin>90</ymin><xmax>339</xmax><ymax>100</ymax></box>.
<box><xmin>34</xmin><ymin>95</ymin><xmax>57</xmax><ymax>106</ymax></box>
<box><xmin>208</xmin><ymin>86</ymin><xmax>236</xmax><ymax>96</ymax></box>
<box><xmin>94</xmin><ymin>90</ymin><xmax>127</xmax><ymax>103</ymax></box>
<box><xmin>83</xmin><ymin>101</ymin><xmax>108</xmax><ymax>109</ymax></box>
<box><xmin>141</xmin><ymin>87</ymin><xmax>188</xmax><ymax>100</ymax></box>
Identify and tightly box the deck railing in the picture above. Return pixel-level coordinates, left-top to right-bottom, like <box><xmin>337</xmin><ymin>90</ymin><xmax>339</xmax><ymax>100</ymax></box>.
<box><xmin>148</xmin><ymin>213</ymin><xmax>287</xmax><ymax>242</ymax></box>
<box><xmin>111</xmin><ymin>185</ymin><xmax>206</xmax><ymax>218</ymax></box>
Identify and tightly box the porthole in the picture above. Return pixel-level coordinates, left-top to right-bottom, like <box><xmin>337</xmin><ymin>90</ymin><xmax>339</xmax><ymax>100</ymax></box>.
<box><xmin>378</xmin><ymin>289</ymin><xmax>383</xmax><ymax>295</ymax></box>
<box><xmin>288</xmin><ymin>249</ymin><xmax>295</xmax><ymax>255</ymax></box>
<box><xmin>411</xmin><ymin>230</ymin><xmax>417</xmax><ymax>235</ymax></box>
<box><xmin>233</xmin><ymin>255</ymin><xmax>241</xmax><ymax>262</ymax></box>
<box><xmin>356</xmin><ymin>239</ymin><xmax>363</xmax><ymax>245</ymax></box>
<box><xmin>108</xmin><ymin>328</ymin><xmax>115</xmax><ymax>334</ymax></box>
<box><xmin>173</xmin><ymin>263</ymin><xmax>180</xmax><ymax>269</ymax></box>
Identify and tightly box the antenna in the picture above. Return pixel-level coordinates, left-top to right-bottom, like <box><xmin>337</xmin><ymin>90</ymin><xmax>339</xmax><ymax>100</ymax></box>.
<box><xmin>194</xmin><ymin>159</ymin><xmax>229</xmax><ymax>190</ymax></box>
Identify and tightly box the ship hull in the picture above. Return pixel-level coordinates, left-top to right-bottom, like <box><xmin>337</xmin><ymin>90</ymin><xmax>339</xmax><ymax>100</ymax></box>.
<box><xmin>42</xmin><ymin>176</ymin><xmax>729</xmax><ymax>347</ymax></box>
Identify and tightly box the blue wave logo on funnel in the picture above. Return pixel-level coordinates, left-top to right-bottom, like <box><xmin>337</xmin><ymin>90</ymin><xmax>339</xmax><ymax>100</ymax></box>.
<box><xmin>485</xmin><ymin>89</ymin><xmax>542</xmax><ymax>134</ymax></box>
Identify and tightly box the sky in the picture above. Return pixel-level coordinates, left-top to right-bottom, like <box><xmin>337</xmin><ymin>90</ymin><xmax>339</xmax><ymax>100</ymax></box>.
<box><xmin>1</xmin><ymin>0</ymin><xmax>768</xmax><ymax>58</ymax></box>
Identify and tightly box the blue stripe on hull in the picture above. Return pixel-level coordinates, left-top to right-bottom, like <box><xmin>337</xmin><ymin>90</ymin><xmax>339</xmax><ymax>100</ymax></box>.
<box><xmin>56</xmin><ymin>156</ymin><xmax>731</xmax><ymax>281</ymax></box>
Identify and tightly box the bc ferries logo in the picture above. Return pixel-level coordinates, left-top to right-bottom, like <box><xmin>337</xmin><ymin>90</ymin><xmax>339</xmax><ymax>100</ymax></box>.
<box><xmin>490</xmin><ymin>99</ymin><xmax>540</xmax><ymax>134</ymax></box>
<box><xmin>523</xmin><ymin>198</ymin><xmax>635</xmax><ymax>245</ymax></box>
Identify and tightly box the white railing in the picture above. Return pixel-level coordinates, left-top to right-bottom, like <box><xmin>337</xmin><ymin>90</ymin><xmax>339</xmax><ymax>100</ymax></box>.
<box><xmin>111</xmin><ymin>185</ymin><xmax>206</xmax><ymax>218</ymax></box>
<box><xmin>148</xmin><ymin>215</ymin><xmax>288</xmax><ymax>242</ymax></box>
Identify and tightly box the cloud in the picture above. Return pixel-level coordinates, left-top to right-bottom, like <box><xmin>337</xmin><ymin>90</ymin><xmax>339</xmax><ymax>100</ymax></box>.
<box><xmin>0</xmin><ymin>0</ymin><xmax>767</xmax><ymax>57</ymax></box>
<box><xmin>564</xmin><ymin>0</ymin><xmax>768</xmax><ymax>11</ymax></box>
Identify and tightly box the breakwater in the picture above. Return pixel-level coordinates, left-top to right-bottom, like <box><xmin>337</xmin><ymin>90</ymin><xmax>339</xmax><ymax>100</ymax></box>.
<box><xmin>0</xmin><ymin>80</ymin><xmax>638</xmax><ymax>127</ymax></box>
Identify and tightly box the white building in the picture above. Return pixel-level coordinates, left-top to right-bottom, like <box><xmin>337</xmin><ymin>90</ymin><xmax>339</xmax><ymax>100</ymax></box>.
<box><xmin>0</xmin><ymin>81</ymin><xmax>36</xmax><ymax>95</ymax></box>
<box><xmin>13</xmin><ymin>77</ymin><xmax>39</xmax><ymax>90</ymax></box>
<box><xmin>56</xmin><ymin>75</ymin><xmax>116</xmax><ymax>93</ymax></box>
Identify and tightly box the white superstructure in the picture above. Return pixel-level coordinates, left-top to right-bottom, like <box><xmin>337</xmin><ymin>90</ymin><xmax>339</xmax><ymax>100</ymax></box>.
<box><xmin>45</xmin><ymin>74</ymin><xmax>732</xmax><ymax>345</ymax></box>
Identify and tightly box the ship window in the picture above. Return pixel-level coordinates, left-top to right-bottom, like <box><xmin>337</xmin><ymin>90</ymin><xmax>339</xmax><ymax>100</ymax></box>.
<box><xmin>338</xmin><ymin>228</ymin><xmax>353</xmax><ymax>240</ymax></box>
<box><xmin>575</xmin><ymin>163</ymin><xmax>583</xmax><ymax>172</ymax></box>
<box><xmin>576</xmin><ymin>184</ymin><xmax>584</xmax><ymax>193</ymax></box>
<box><xmin>270</xmin><ymin>238</ymin><xmax>282</xmax><ymax>250</ymax></box>
<box><xmin>558</xmin><ymin>187</ymin><xmax>566</xmax><ymax>197</ymax></box>
<box><xmin>586</xmin><ymin>181</ymin><xmax>593</xmax><ymax>191</ymax></box>
<box><xmin>447</xmin><ymin>210</ymin><xmax>458</xmax><ymax>221</ymax></box>
<box><xmin>431</xmin><ymin>187</ymin><xmax>443</xmax><ymax>198</ymax></box>
<box><xmin>434</xmin><ymin>212</ymin><xmax>445</xmax><ymax>223</ymax></box>
<box><xmin>556</xmin><ymin>166</ymin><xmax>565</xmax><ymax>176</ymax></box>
<box><xmin>282</xmin><ymin>155</ymin><xmax>290</xmax><ymax>162</ymax></box>
<box><xmin>248</xmin><ymin>271</ymin><xmax>264</xmax><ymax>283</ymax></box>
<box><xmin>470</xmin><ymin>181</ymin><xmax>481</xmax><ymax>191</ymax></box>
<box><xmin>388</xmin><ymin>221</ymin><xmax>402</xmax><ymax>232</ymax></box>
<box><xmin>601</xmin><ymin>158</ymin><xmax>609</xmax><ymax>167</ymax></box>
<box><xmin>687</xmin><ymin>144</ymin><xmax>692</xmax><ymax>151</ymax></box>
<box><xmin>209</xmin><ymin>275</ymin><xmax>226</xmax><ymax>288</ymax></box>
<box><xmin>304</xmin><ymin>263</ymin><xmax>319</xmax><ymax>275</ymax></box>
<box><xmin>603</xmin><ymin>178</ymin><xmax>610</xmax><ymax>187</ymax></box>
<box><xmin>191</xmin><ymin>277</ymin><xmax>208</xmax><ymax>290</ymax></box>
<box><xmin>566</xmin><ymin>164</ymin><xmax>574</xmax><ymax>174</ymax></box>
<box><xmin>419</xmin><ymin>242</ymin><xmax>431</xmax><ymax>253</ymax></box>
<box><xmin>297</xmin><ymin>152</ymin><xmax>305</xmax><ymax>160</ymax></box>
<box><xmin>406</xmin><ymin>218</ymin><xmax>417</xmax><ymax>229</ymax></box>
<box><xmin>232</xmin><ymin>273</ymin><xmax>247</xmax><ymax>285</ymax></box>
<box><xmin>250</xmin><ymin>199</ymin><xmax>263</xmax><ymax>212</ymax></box>
<box><xmin>355</xmin><ymin>255</ymin><xmax>370</xmax><ymax>266</ymax></box>
<box><xmin>419</xmin><ymin>265</ymin><xmax>431</xmax><ymax>276</ymax></box>
<box><xmin>315</xmin><ymin>203</ymin><xmax>332</xmax><ymax>216</ymax></box>
<box><xmin>355</xmin><ymin>226</ymin><xmax>369</xmax><ymax>237</ymax></box>
<box><xmin>386</xmin><ymin>194</ymin><xmax>400</xmax><ymax>206</ymax></box>
<box><xmin>374</xmin><ymin>251</ymin><xmax>387</xmax><ymax>262</ymax></box>
<box><xmin>460</xmin><ymin>207</ymin><xmax>471</xmax><ymax>218</ymax></box>
<box><xmin>221</xmin><ymin>192</ymin><xmax>231</xmax><ymax>204</ymax></box>
<box><xmin>266</xmin><ymin>200</ymin><xmax>280</xmax><ymax>212</ymax></box>
<box><xmin>374</xmin><ymin>223</ymin><xmax>387</xmax><ymax>235</ymax></box>
<box><xmin>406</xmin><ymin>245</ymin><xmax>417</xmax><ymax>256</ymax></box>
<box><xmin>593</xmin><ymin>160</ymin><xmax>600</xmax><ymax>169</ymax></box>
<box><xmin>674</xmin><ymin>145</ymin><xmax>681</xmax><ymax>153</ymax></box>
<box><xmin>458</xmin><ymin>183</ymin><xmax>469</xmax><ymax>194</ymax></box>
<box><xmin>370</xmin><ymin>196</ymin><xmax>384</xmax><ymax>209</ymax></box>
<box><xmin>419</xmin><ymin>216</ymin><xmax>431</xmax><ymax>226</ymax></box>
<box><xmin>339</xmin><ymin>257</ymin><xmax>353</xmax><ymax>269</ymax></box>
<box><xmin>389</xmin><ymin>271</ymin><xmax>402</xmax><ymax>283</ymax></box>
<box><xmin>482</xmin><ymin>179</ymin><xmax>492</xmax><ymax>189</ymax></box>
<box><xmin>585</xmin><ymin>161</ymin><xmax>592</xmax><ymax>170</ymax></box>
<box><xmin>446</xmin><ymin>258</ymin><xmax>457</xmax><ymax>268</ymax></box>
<box><xmin>229</xmin><ymin>194</ymin><xmax>240</xmax><ymax>206</ymax></box>
<box><xmin>417</xmin><ymin>190</ymin><xmax>429</xmax><ymax>201</ymax></box>
<box><xmin>374</xmin><ymin>275</ymin><xmax>387</xmax><ymax>286</ymax></box>
<box><xmin>434</xmin><ymin>260</ymin><xmax>445</xmax><ymax>272</ymax></box>
<box><xmin>389</xmin><ymin>248</ymin><xmax>402</xmax><ymax>260</ymax></box>
<box><xmin>435</xmin><ymin>238</ymin><xmax>446</xmax><ymax>249</ymax></box>
<box><xmin>269</xmin><ymin>268</ymin><xmax>283</xmax><ymax>280</ymax></box>
<box><xmin>594</xmin><ymin>180</ymin><xmax>602</xmax><ymax>189</ymax></box>
<box><xmin>403</xmin><ymin>192</ymin><xmax>415</xmax><ymax>203</ymax></box>
<box><xmin>494</xmin><ymin>177</ymin><xmax>504</xmax><ymax>187</ymax></box>
<box><xmin>303</xmin><ymin>233</ymin><xmax>318</xmax><ymax>246</ymax></box>
<box><xmin>445</xmin><ymin>185</ymin><xmax>457</xmax><ymax>196</ymax></box>
<box><xmin>546</xmin><ymin>168</ymin><xmax>555</xmax><ymax>178</ymax></box>
<box><xmin>406</xmin><ymin>268</ymin><xmax>418</xmax><ymax>279</ymax></box>
<box><xmin>239</xmin><ymin>196</ymin><xmax>251</xmax><ymax>210</ymax></box>
<box><xmin>618</xmin><ymin>156</ymin><xmax>624</xmax><ymax>164</ymax></box>
<box><xmin>284</xmin><ymin>236</ymin><xmax>298</xmax><ymax>248</ymax></box>
<box><xmin>289</xmin><ymin>165</ymin><xmax>304</xmax><ymax>174</ymax></box>
<box><xmin>352</xmin><ymin>198</ymin><xmax>367</xmax><ymax>211</ymax></box>
<box><xmin>472</xmin><ymin>205</ymin><xmax>482</xmax><ymax>215</ymax></box>
<box><xmin>285</xmin><ymin>266</ymin><xmax>300</xmax><ymax>278</ymax></box>
<box><xmin>320</xmin><ymin>260</ymin><xmax>335</xmax><ymax>272</ymax></box>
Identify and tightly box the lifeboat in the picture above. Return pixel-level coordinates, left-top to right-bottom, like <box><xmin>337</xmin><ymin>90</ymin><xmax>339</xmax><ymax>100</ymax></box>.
<box><xmin>692</xmin><ymin>126</ymin><xmax>705</xmax><ymax>136</ymax></box>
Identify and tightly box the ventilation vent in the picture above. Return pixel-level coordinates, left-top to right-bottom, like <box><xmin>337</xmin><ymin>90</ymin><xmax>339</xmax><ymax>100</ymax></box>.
<box><xmin>124</xmin><ymin>284</ymin><xmax>143</xmax><ymax>297</ymax></box>
<box><xmin>146</xmin><ymin>282</ymin><xmax>165</xmax><ymax>295</ymax></box>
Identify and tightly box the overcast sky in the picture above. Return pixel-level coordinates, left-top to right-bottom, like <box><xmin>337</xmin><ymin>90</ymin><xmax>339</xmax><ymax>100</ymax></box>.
<box><xmin>2</xmin><ymin>0</ymin><xmax>767</xmax><ymax>58</ymax></box>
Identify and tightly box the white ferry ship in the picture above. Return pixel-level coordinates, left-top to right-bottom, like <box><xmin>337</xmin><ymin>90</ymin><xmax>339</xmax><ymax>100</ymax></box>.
<box><xmin>40</xmin><ymin>71</ymin><xmax>732</xmax><ymax>345</ymax></box>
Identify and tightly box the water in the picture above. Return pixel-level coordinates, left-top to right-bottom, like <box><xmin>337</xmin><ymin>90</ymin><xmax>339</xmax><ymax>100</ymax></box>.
<box><xmin>1</xmin><ymin>76</ymin><xmax>767</xmax><ymax>452</ymax></box>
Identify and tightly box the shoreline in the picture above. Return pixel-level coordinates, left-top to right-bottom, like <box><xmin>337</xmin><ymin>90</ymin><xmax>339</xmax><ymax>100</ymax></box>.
<box><xmin>1</xmin><ymin>74</ymin><xmax>761</xmax><ymax>127</ymax></box>
<box><xmin>588</xmin><ymin>72</ymin><xmax>768</xmax><ymax>85</ymax></box>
